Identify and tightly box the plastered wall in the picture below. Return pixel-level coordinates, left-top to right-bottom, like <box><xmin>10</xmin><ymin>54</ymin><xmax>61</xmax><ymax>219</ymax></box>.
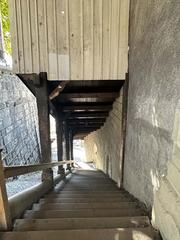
<box><xmin>124</xmin><ymin>1</ymin><xmax>180</xmax><ymax>239</ymax></box>
<box><xmin>84</xmin><ymin>90</ymin><xmax>123</xmax><ymax>185</ymax></box>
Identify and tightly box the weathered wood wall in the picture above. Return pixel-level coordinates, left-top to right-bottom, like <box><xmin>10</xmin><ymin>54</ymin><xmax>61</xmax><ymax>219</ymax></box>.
<box><xmin>9</xmin><ymin>0</ymin><xmax>129</xmax><ymax>81</ymax></box>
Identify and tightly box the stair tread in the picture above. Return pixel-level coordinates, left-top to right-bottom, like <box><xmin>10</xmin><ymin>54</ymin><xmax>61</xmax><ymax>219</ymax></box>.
<box><xmin>24</xmin><ymin>208</ymin><xmax>145</xmax><ymax>219</ymax></box>
<box><xmin>40</xmin><ymin>197</ymin><xmax>132</xmax><ymax>203</ymax></box>
<box><xmin>33</xmin><ymin>201</ymin><xmax>138</xmax><ymax>210</ymax></box>
<box><xmin>45</xmin><ymin>194</ymin><xmax>130</xmax><ymax>199</ymax></box>
<box><xmin>0</xmin><ymin>227</ymin><xmax>160</xmax><ymax>240</ymax></box>
<box><xmin>14</xmin><ymin>216</ymin><xmax>150</xmax><ymax>231</ymax></box>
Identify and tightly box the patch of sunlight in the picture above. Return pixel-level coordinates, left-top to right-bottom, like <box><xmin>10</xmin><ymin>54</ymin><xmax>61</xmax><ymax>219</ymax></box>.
<box><xmin>152</xmin><ymin>106</ymin><xmax>159</xmax><ymax>128</ymax></box>
<box><xmin>150</xmin><ymin>169</ymin><xmax>160</xmax><ymax>192</ymax></box>
<box><xmin>114</xmin><ymin>228</ymin><xmax>153</xmax><ymax>240</ymax></box>
<box><xmin>75</xmin><ymin>161</ymin><xmax>95</xmax><ymax>170</ymax></box>
<box><xmin>74</xmin><ymin>139</ymin><xmax>86</xmax><ymax>162</ymax></box>
<box><xmin>132</xmin><ymin>230</ymin><xmax>153</xmax><ymax>240</ymax></box>
<box><xmin>131</xmin><ymin>220</ymin><xmax>138</xmax><ymax>225</ymax></box>
<box><xmin>50</xmin><ymin>115</ymin><xmax>57</xmax><ymax>161</ymax></box>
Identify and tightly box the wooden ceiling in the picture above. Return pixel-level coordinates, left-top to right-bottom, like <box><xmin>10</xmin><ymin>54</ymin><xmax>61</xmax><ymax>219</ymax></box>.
<box><xmin>50</xmin><ymin>80</ymin><xmax>124</xmax><ymax>138</ymax></box>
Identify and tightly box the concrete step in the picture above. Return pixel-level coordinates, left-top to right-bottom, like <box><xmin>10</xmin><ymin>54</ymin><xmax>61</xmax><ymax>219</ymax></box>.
<box><xmin>1</xmin><ymin>227</ymin><xmax>160</xmax><ymax>240</ymax></box>
<box><xmin>33</xmin><ymin>201</ymin><xmax>139</xmax><ymax>210</ymax></box>
<box><xmin>24</xmin><ymin>208</ymin><xmax>145</xmax><ymax>219</ymax></box>
<box><xmin>14</xmin><ymin>216</ymin><xmax>150</xmax><ymax>231</ymax></box>
<box><xmin>40</xmin><ymin>196</ymin><xmax>132</xmax><ymax>203</ymax></box>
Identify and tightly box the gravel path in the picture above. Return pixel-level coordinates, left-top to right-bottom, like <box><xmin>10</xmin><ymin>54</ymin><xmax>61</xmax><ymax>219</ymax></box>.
<box><xmin>6</xmin><ymin>172</ymin><xmax>42</xmax><ymax>198</ymax></box>
<box><xmin>6</xmin><ymin>167</ymin><xmax>59</xmax><ymax>198</ymax></box>
<box><xmin>6</xmin><ymin>149</ymin><xmax>58</xmax><ymax>198</ymax></box>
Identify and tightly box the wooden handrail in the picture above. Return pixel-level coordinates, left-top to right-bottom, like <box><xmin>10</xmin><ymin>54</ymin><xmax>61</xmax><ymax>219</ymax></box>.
<box><xmin>4</xmin><ymin>160</ymin><xmax>74</xmax><ymax>178</ymax></box>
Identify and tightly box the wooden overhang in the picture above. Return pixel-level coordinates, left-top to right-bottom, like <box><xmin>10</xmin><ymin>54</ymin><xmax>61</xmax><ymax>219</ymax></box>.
<box><xmin>49</xmin><ymin>80</ymin><xmax>124</xmax><ymax>139</ymax></box>
<box><xmin>9</xmin><ymin>0</ymin><xmax>130</xmax><ymax>81</ymax></box>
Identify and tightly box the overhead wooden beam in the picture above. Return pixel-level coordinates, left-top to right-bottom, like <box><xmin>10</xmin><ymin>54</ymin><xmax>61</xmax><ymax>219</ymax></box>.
<box><xmin>67</xmin><ymin>118</ymin><xmax>106</xmax><ymax>124</ymax></box>
<box><xmin>66</xmin><ymin>112</ymin><xmax>109</xmax><ymax>119</ymax></box>
<box><xmin>69</xmin><ymin>124</ymin><xmax>102</xmax><ymax>130</ymax></box>
<box><xmin>62</xmin><ymin>105</ymin><xmax>112</xmax><ymax>112</ymax></box>
<box><xmin>73</xmin><ymin>133</ymin><xmax>89</xmax><ymax>139</ymax></box>
<box><xmin>17</xmin><ymin>73</ymin><xmax>39</xmax><ymax>96</ymax></box>
<box><xmin>59</xmin><ymin>92</ymin><xmax>119</xmax><ymax>100</ymax></box>
<box><xmin>68</xmin><ymin>122</ymin><xmax>104</xmax><ymax>127</ymax></box>
<box><xmin>49</xmin><ymin>81</ymin><xmax>68</xmax><ymax>100</ymax></box>
<box><xmin>73</xmin><ymin>127</ymin><xmax>100</xmax><ymax>132</ymax></box>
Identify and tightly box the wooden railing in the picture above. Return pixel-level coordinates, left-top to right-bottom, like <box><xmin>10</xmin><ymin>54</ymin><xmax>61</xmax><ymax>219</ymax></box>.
<box><xmin>0</xmin><ymin>149</ymin><xmax>74</xmax><ymax>230</ymax></box>
<box><xmin>4</xmin><ymin>160</ymin><xmax>74</xmax><ymax>178</ymax></box>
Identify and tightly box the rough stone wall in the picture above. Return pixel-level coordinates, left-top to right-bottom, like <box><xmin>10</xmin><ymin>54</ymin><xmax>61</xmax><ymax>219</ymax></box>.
<box><xmin>0</xmin><ymin>72</ymin><xmax>40</xmax><ymax>166</ymax></box>
<box><xmin>84</xmin><ymin>90</ymin><xmax>123</xmax><ymax>185</ymax></box>
<box><xmin>124</xmin><ymin>1</ymin><xmax>180</xmax><ymax>239</ymax></box>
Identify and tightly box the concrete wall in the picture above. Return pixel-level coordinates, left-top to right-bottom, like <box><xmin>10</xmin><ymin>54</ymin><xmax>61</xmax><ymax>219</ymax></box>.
<box><xmin>0</xmin><ymin>72</ymin><xmax>40</xmax><ymax>166</ymax></box>
<box><xmin>84</xmin><ymin>90</ymin><xmax>123</xmax><ymax>185</ymax></box>
<box><xmin>124</xmin><ymin>1</ymin><xmax>180</xmax><ymax>239</ymax></box>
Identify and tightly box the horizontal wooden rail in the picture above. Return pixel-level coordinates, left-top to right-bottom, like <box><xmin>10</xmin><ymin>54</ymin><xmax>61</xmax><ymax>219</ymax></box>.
<box><xmin>4</xmin><ymin>160</ymin><xmax>74</xmax><ymax>178</ymax></box>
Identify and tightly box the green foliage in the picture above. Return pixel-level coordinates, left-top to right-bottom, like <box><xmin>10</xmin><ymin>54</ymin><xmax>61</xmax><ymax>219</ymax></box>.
<box><xmin>0</xmin><ymin>0</ymin><xmax>11</xmax><ymax>55</ymax></box>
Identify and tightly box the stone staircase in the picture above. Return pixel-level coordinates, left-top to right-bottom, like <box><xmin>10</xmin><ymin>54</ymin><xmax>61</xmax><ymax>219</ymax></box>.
<box><xmin>0</xmin><ymin>170</ymin><xmax>160</xmax><ymax>240</ymax></box>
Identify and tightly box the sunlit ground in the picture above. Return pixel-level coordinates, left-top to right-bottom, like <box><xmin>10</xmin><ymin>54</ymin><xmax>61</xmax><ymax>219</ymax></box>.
<box><xmin>74</xmin><ymin>140</ymin><xmax>95</xmax><ymax>170</ymax></box>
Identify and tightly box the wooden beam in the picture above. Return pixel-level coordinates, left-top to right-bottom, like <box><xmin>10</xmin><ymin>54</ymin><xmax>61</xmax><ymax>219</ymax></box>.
<box><xmin>69</xmin><ymin>125</ymin><xmax>103</xmax><ymax>129</ymax></box>
<box><xmin>17</xmin><ymin>73</ymin><xmax>39</xmax><ymax>96</ymax></box>
<box><xmin>66</xmin><ymin>112</ymin><xmax>108</xmax><ymax>119</ymax></box>
<box><xmin>120</xmin><ymin>74</ymin><xmax>129</xmax><ymax>187</ymax></box>
<box><xmin>68</xmin><ymin>122</ymin><xmax>104</xmax><ymax>126</ymax></box>
<box><xmin>62</xmin><ymin>105</ymin><xmax>112</xmax><ymax>112</ymax></box>
<box><xmin>74</xmin><ymin>133</ymin><xmax>90</xmax><ymax>139</ymax></box>
<box><xmin>59</xmin><ymin>92</ymin><xmax>119</xmax><ymax>100</ymax></box>
<box><xmin>35</xmin><ymin>73</ymin><xmax>51</xmax><ymax>164</ymax></box>
<box><xmin>4</xmin><ymin>161</ymin><xmax>74</xmax><ymax>179</ymax></box>
<box><xmin>49</xmin><ymin>81</ymin><xmax>68</xmax><ymax>100</ymax></box>
<box><xmin>56</xmin><ymin>110</ymin><xmax>64</xmax><ymax>175</ymax></box>
<box><xmin>64</xmin><ymin>122</ymin><xmax>71</xmax><ymax>170</ymax></box>
<box><xmin>0</xmin><ymin>149</ymin><xmax>12</xmax><ymax>230</ymax></box>
<box><xmin>73</xmin><ymin>127</ymin><xmax>100</xmax><ymax>132</ymax></box>
<box><xmin>68</xmin><ymin>119</ymin><xmax>106</xmax><ymax>124</ymax></box>
<box><xmin>69</xmin><ymin>130</ymin><xmax>74</xmax><ymax>161</ymax></box>
<box><xmin>35</xmin><ymin>73</ymin><xmax>52</xmax><ymax>183</ymax></box>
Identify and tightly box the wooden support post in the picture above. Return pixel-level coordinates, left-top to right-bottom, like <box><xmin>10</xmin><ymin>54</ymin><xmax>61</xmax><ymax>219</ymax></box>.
<box><xmin>56</xmin><ymin>111</ymin><xmax>65</xmax><ymax>176</ymax></box>
<box><xmin>35</xmin><ymin>73</ymin><xmax>53</xmax><ymax>184</ymax></box>
<box><xmin>120</xmin><ymin>73</ymin><xmax>129</xmax><ymax>187</ymax></box>
<box><xmin>70</xmin><ymin>130</ymin><xmax>74</xmax><ymax>167</ymax></box>
<box><xmin>62</xmin><ymin>122</ymin><xmax>67</xmax><ymax>160</ymax></box>
<box><xmin>0</xmin><ymin>149</ymin><xmax>12</xmax><ymax>230</ymax></box>
<box><xmin>64</xmin><ymin>123</ymin><xmax>71</xmax><ymax>171</ymax></box>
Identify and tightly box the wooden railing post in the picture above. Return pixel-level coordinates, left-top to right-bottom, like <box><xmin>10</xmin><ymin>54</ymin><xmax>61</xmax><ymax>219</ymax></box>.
<box><xmin>0</xmin><ymin>149</ymin><xmax>12</xmax><ymax>230</ymax></box>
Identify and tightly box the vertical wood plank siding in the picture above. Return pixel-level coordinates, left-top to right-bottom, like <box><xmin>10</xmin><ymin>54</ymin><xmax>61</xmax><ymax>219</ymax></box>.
<box><xmin>9</xmin><ymin>0</ymin><xmax>129</xmax><ymax>80</ymax></box>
